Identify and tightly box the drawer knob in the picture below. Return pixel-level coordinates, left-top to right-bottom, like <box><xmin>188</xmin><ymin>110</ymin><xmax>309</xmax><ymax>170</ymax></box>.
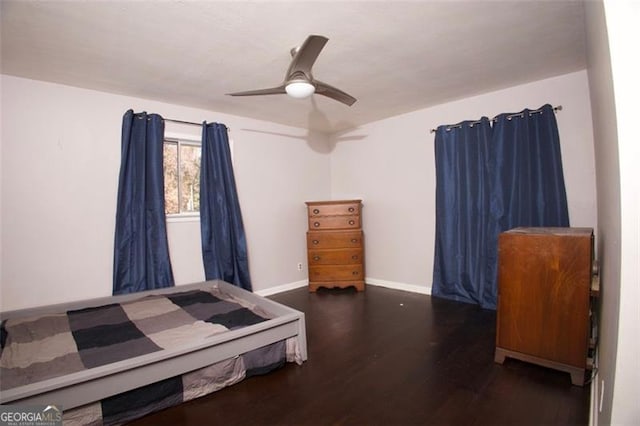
<box><xmin>314</xmin><ymin>222</ymin><xmax>320</xmax><ymax>227</ymax></box>
<box><xmin>352</xmin><ymin>255</ymin><xmax>358</xmax><ymax>260</ymax></box>
<box><xmin>352</xmin><ymin>271</ymin><xmax>359</xmax><ymax>276</ymax></box>
<box><xmin>349</xmin><ymin>220</ymin><xmax>355</xmax><ymax>225</ymax></box>
<box><xmin>313</xmin><ymin>208</ymin><xmax>320</xmax><ymax>214</ymax></box>
<box><xmin>351</xmin><ymin>239</ymin><xmax>358</xmax><ymax>243</ymax></box>
<box><xmin>313</xmin><ymin>256</ymin><xmax>320</xmax><ymax>261</ymax></box>
<box><xmin>348</xmin><ymin>207</ymin><xmax>355</xmax><ymax>212</ymax></box>
<box><xmin>312</xmin><ymin>240</ymin><xmax>319</xmax><ymax>245</ymax></box>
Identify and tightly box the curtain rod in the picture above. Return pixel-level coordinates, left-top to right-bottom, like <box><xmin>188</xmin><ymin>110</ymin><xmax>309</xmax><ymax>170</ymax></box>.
<box><xmin>163</xmin><ymin>117</ymin><xmax>231</xmax><ymax>132</ymax></box>
<box><xmin>429</xmin><ymin>105</ymin><xmax>562</xmax><ymax>134</ymax></box>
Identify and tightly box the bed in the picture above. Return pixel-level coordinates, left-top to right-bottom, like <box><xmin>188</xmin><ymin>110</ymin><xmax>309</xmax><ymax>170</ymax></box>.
<box><xmin>0</xmin><ymin>280</ymin><xmax>307</xmax><ymax>424</ymax></box>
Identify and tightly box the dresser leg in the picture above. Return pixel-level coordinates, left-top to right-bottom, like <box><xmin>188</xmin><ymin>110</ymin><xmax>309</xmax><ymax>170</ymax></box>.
<box><xmin>495</xmin><ymin>347</ymin><xmax>587</xmax><ymax>386</ymax></box>
<box><xmin>308</xmin><ymin>282</ymin><xmax>365</xmax><ymax>292</ymax></box>
<box><xmin>570</xmin><ymin>369</ymin><xmax>586</xmax><ymax>386</ymax></box>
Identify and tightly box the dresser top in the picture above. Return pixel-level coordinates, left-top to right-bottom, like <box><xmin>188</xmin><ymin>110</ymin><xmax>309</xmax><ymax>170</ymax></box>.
<box><xmin>503</xmin><ymin>227</ymin><xmax>593</xmax><ymax>236</ymax></box>
<box><xmin>305</xmin><ymin>199</ymin><xmax>362</xmax><ymax>206</ymax></box>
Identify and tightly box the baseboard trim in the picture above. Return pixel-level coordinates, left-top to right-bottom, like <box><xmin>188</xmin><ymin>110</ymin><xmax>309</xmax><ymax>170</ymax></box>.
<box><xmin>255</xmin><ymin>278</ymin><xmax>432</xmax><ymax>297</ymax></box>
<box><xmin>588</xmin><ymin>347</ymin><xmax>599</xmax><ymax>426</ymax></box>
<box><xmin>365</xmin><ymin>278</ymin><xmax>432</xmax><ymax>295</ymax></box>
<box><xmin>254</xmin><ymin>280</ymin><xmax>308</xmax><ymax>297</ymax></box>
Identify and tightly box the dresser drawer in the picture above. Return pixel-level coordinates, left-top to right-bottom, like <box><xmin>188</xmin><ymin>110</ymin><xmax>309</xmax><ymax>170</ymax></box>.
<box><xmin>308</xmin><ymin>215</ymin><xmax>360</xmax><ymax>230</ymax></box>
<box><xmin>309</xmin><ymin>265</ymin><xmax>364</xmax><ymax>281</ymax></box>
<box><xmin>307</xmin><ymin>230</ymin><xmax>362</xmax><ymax>249</ymax></box>
<box><xmin>307</xmin><ymin>201</ymin><xmax>360</xmax><ymax>217</ymax></box>
<box><xmin>308</xmin><ymin>248</ymin><xmax>363</xmax><ymax>265</ymax></box>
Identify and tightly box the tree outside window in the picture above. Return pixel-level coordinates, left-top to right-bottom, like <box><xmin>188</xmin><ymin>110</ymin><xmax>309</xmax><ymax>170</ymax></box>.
<box><xmin>164</xmin><ymin>139</ymin><xmax>201</xmax><ymax>215</ymax></box>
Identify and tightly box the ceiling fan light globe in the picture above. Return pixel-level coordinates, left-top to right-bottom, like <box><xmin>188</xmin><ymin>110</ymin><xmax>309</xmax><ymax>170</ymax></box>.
<box><xmin>285</xmin><ymin>81</ymin><xmax>315</xmax><ymax>99</ymax></box>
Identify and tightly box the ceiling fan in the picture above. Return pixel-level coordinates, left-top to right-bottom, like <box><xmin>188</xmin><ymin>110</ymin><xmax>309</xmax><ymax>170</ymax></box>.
<box><xmin>227</xmin><ymin>35</ymin><xmax>356</xmax><ymax>106</ymax></box>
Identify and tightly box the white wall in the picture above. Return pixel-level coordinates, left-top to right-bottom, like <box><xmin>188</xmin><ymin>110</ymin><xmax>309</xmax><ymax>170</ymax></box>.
<box><xmin>585</xmin><ymin>1</ymin><xmax>640</xmax><ymax>424</ymax></box>
<box><xmin>0</xmin><ymin>71</ymin><xmax>599</xmax><ymax>310</ymax></box>
<box><xmin>330</xmin><ymin>70</ymin><xmax>596</xmax><ymax>292</ymax></box>
<box><xmin>606</xmin><ymin>2</ymin><xmax>640</xmax><ymax>423</ymax></box>
<box><xmin>0</xmin><ymin>75</ymin><xmax>331</xmax><ymax>311</ymax></box>
<box><xmin>585</xmin><ymin>2</ymin><xmax>620</xmax><ymax>423</ymax></box>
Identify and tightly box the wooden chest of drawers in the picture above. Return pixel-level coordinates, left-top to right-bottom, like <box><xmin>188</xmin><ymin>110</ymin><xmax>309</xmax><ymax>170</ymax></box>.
<box><xmin>494</xmin><ymin>227</ymin><xmax>595</xmax><ymax>386</ymax></box>
<box><xmin>305</xmin><ymin>200</ymin><xmax>365</xmax><ymax>292</ymax></box>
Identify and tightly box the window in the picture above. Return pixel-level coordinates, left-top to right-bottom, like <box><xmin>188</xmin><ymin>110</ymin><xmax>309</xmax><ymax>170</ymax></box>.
<box><xmin>163</xmin><ymin>137</ymin><xmax>201</xmax><ymax>216</ymax></box>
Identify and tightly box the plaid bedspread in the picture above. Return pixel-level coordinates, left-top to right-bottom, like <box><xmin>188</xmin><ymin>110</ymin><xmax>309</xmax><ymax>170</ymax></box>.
<box><xmin>0</xmin><ymin>288</ymin><xmax>269</xmax><ymax>391</ymax></box>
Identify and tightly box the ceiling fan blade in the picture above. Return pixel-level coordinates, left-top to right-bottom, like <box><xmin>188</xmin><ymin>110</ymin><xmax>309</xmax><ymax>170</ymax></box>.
<box><xmin>227</xmin><ymin>86</ymin><xmax>286</xmax><ymax>97</ymax></box>
<box><xmin>314</xmin><ymin>80</ymin><xmax>357</xmax><ymax>106</ymax></box>
<box><xmin>228</xmin><ymin>35</ymin><xmax>354</xmax><ymax>106</ymax></box>
<box><xmin>286</xmin><ymin>35</ymin><xmax>328</xmax><ymax>80</ymax></box>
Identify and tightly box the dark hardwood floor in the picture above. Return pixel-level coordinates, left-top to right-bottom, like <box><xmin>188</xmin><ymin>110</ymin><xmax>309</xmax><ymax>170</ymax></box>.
<box><xmin>131</xmin><ymin>285</ymin><xmax>590</xmax><ymax>425</ymax></box>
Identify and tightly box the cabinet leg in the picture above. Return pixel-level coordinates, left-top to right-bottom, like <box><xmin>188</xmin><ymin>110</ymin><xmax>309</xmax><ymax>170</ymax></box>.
<box><xmin>570</xmin><ymin>369</ymin><xmax>586</xmax><ymax>386</ymax></box>
<box><xmin>494</xmin><ymin>348</ymin><xmax>506</xmax><ymax>364</ymax></box>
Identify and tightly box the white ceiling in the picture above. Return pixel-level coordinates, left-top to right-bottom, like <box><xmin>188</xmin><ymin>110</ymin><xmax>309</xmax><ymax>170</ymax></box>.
<box><xmin>0</xmin><ymin>1</ymin><xmax>586</xmax><ymax>134</ymax></box>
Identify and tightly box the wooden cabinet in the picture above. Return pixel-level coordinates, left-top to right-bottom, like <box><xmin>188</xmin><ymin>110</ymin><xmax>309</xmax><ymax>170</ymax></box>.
<box><xmin>494</xmin><ymin>227</ymin><xmax>595</xmax><ymax>386</ymax></box>
<box><xmin>306</xmin><ymin>200</ymin><xmax>365</xmax><ymax>292</ymax></box>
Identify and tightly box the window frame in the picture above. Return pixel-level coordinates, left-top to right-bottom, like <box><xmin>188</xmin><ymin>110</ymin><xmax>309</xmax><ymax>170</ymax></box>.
<box><xmin>163</xmin><ymin>130</ymin><xmax>234</xmax><ymax>223</ymax></box>
<box><xmin>164</xmin><ymin>132</ymin><xmax>202</xmax><ymax>222</ymax></box>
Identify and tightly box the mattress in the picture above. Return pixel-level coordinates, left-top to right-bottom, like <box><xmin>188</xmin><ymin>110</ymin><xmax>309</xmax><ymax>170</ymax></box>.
<box><xmin>0</xmin><ymin>280</ymin><xmax>307</xmax><ymax>425</ymax></box>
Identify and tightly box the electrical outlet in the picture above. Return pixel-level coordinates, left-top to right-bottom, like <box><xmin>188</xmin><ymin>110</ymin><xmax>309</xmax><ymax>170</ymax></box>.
<box><xmin>297</xmin><ymin>263</ymin><xmax>303</xmax><ymax>271</ymax></box>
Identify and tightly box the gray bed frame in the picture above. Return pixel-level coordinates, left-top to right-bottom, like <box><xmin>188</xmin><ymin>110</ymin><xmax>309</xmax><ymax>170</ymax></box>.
<box><xmin>0</xmin><ymin>280</ymin><xmax>307</xmax><ymax>410</ymax></box>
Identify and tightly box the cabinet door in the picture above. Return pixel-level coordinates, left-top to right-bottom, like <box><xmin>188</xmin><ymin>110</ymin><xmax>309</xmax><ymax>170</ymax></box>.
<box><xmin>496</xmin><ymin>231</ymin><xmax>591</xmax><ymax>368</ymax></box>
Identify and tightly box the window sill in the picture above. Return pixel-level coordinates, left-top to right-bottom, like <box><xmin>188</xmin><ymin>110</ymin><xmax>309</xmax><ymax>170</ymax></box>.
<box><xmin>167</xmin><ymin>214</ymin><xmax>200</xmax><ymax>223</ymax></box>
